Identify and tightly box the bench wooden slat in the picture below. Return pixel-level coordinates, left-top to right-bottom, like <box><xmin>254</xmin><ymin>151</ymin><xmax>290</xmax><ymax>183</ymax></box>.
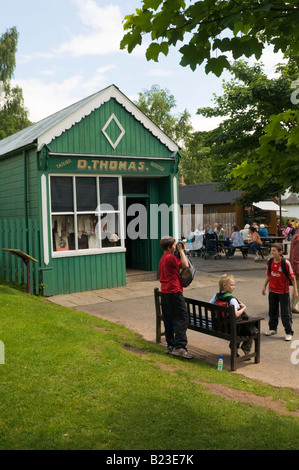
<box><xmin>154</xmin><ymin>288</ymin><xmax>263</xmax><ymax>371</ymax></box>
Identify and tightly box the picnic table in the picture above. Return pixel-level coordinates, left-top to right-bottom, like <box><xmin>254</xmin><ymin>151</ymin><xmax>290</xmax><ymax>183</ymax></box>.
<box><xmin>218</xmin><ymin>240</ymin><xmax>268</xmax><ymax>259</ymax></box>
<box><xmin>260</xmin><ymin>236</ymin><xmax>289</xmax><ymax>255</ymax></box>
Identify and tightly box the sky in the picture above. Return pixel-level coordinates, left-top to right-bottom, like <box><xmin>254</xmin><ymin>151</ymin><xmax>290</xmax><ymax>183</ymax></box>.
<box><xmin>1</xmin><ymin>0</ymin><xmax>286</xmax><ymax>132</ymax></box>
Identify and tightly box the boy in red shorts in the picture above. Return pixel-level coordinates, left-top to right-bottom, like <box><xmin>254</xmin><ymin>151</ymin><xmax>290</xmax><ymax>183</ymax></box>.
<box><xmin>159</xmin><ymin>236</ymin><xmax>193</xmax><ymax>359</ymax></box>
<box><xmin>262</xmin><ymin>244</ymin><xmax>298</xmax><ymax>341</ymax></box>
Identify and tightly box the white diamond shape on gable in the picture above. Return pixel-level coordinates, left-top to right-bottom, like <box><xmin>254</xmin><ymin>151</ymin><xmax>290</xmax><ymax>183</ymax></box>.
<box><xmin>102</xmin><ymin>113</ymin><xmax>125</xmax><ymax>149</ymax></box>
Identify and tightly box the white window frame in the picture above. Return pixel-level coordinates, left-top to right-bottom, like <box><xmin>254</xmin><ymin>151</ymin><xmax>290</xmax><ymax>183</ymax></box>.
<box><xmin>49</xmin><ymin>174</ymin><xmax>125</xmax><ymax>258</ymax></box>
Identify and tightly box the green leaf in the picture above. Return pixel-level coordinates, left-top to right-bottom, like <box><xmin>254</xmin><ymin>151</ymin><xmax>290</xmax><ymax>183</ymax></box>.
<box><xmin>160</xmin><ymin>41</ymin><xmax>169</xmax><ymax>56</ymax></box>
<box><xmin>122</xmin><ymin>14</ymin><xmax>136</xmax><ymax>31</ymax></box>
<box><xmin>145</xmin><ymin>41</ymin><xmax>169</xmax><ymax>61</ymax></box>
<box><xmin>233</xmin><ymin>21</ymin><xmax>252</xmax><ymax>36</ymax></box>
<box><xmin>205</xmin><ymin>56</ymin><xmax>231</xmax><ymax>77</ymax></box>
<box><xmin>120</xmin><ymin>29</ymin><xmax>142</xmax><ymax>53</ymax></box>
<box><xmin>179</xmin><ymin>43</ymin><xmax>205</xmax><ymax>70</ymax></box>
<box><xmin>132</xmin><ymin>9</ymin><xmax>153</xmax><ymax>29</ymax></box>
<box><xmin>213</xmin><ymin>37</ymin><xmax>231</xmax><ymax>53</ymax></box>
<box><xmin>152</xmin><ymin>10</ymin><xmax>172</xmax><ymax>37</ymax></box>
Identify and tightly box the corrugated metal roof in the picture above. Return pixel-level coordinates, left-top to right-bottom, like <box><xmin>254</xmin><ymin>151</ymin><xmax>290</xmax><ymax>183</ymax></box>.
<box><xmin>179</xmin><ymin>183</ymin><xmax>243</xmax><ymax>205</ymax></box>
<box><xmin>0</xmin><ymin>84</ymin><xmax>179</xmax><ymax>157</ymax></box>
<box><xmin>0</xmin><ymin>90</ymin><xmax>101</xmax><ymax>157</ymax></box>
<box><xmin>281</xmin><ymin>193</ymin><xmax>299</xmax><ymax>205</ymax></box>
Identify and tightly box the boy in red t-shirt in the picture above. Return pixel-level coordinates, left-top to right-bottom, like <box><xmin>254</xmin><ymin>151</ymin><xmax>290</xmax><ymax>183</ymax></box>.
<box><xmin>262</xmin><ymin>244</ymin><xmax>298</xmax><ymax>341</ymax></box>
<box><xmin>159</xmin><ymin>236</ymin><xmax>193</xmax><ymax>359</ymax></box>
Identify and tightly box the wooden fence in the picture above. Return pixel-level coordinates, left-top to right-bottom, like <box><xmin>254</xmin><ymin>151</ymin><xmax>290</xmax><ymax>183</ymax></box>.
<box><xmin>181</xmin><ymin>212</ymin><xmax>236</xmax><ymax>239</ymax></box>
<box><xmin>0</xmin><ymin>219</ymin><xmax>40</xmax><ymax>294</ymax></box>
<box><xmin>202</xmin><ymin>213</ymin><xmax>236</xmax><ymax>236</ymax></box>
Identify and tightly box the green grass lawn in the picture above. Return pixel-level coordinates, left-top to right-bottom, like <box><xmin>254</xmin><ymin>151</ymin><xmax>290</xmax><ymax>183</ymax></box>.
<box><xmin>0</xmin><ymin>284</ymin><xmax>298</xmax><ymax>450</ymax></box>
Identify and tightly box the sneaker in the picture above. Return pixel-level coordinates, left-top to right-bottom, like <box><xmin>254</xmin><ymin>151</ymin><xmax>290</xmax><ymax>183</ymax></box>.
<box><xmin>171</xmin><ymin>347</ymin><xmax>193</xmax><ymax>359</ymax></box>
<box><xmin>254</xmin><ymin>255</ymin><xmax>261</xmax><ymax>261</ymax></box>
<box><xmin>166</xmin><ymin>346</ymin><xmax>174</xmax><ymax>354</ymax></box>
<box><xmin>265</xmin><ymin>329</ymin><xmax>278</xmax><ymax>336</ymax></box>
<box><xmin>285</xmin><ymin>334</ymin><xmax>293</xmax><ymax>341</ymax></box>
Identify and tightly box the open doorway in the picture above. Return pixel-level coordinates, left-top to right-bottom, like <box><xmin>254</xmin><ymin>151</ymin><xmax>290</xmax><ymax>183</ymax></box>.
<box><xmin>125</xmin><ymin>197</ymin><xmax>151</xmax><ymax>270</ymax></box>
<box><xmin>123</xmin><ymin>179</ymin><xmax>152</xmax><ymax>272</ymax></box>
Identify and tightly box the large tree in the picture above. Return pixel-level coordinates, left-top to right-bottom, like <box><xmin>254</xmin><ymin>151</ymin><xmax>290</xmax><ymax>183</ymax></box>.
<box><xmin>134</xmin><ymin>84</ymin><xmax>192</xmax><ymax>144</ymax></box>
<box><xmin>121</xmin><ymin>1</ymin><xmax>299</xmax><ymax>198</ymax></box>
<box><xmin>0</xmin><ymin>27</ymin><xmax>31</xmax><ymax>139</ymax></box>
<box><xmin>233</xmin><ymin>59</ymin><xmax>299</xmax><ymax>194</ymax></box>
<box><xmin>135</xmin><ymin>84</ymin><xmax>205</xmax><ymax>182</ymax></box>
<box><xmin>134</xmin><ymin>84</ymin><xmax>214</xmax><ymax>183</ymax></box>
<box><xmin>196</xmin><ymin>59</ymin><xmax>299</xmax><ymax>202</ymax></box>
<box><xmin>179</xmin><ymin>131</ymin><xmax>213</xmax><ymax>185</ymax></box>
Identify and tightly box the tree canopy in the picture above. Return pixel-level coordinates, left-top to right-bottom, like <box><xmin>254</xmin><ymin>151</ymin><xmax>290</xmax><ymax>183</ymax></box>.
<box><xmin>121</xmin><ymin>0</ymin><xmax>299</xmax><ymax>76</ymax></box>
<box><xmin>196</xmin><ymin>59</ymin><xmax>299</xmax><ymax>202</ymax></box>
<box><xmin>0</xmin><ymin>27</ymin><xmax>31</xmax><ymax>140</ymax></box>
<box><xmin>134</xmin><ymin>84</ymin><xmax>212</xmax><ymax>184</ymax></box>
<box><xmin>0</xmin><ymin>27</ymin><xmax>18</xmax><ymax>84</ymax></box>
<box><xmin>121</xmin><ymin>1</ymin><xmax>299</xmax><ymax>200</ymax></box>
<box><xmin>134</xmin><ymin>83</ymin><xmax>192</xmax><ymax>144</ymax></box>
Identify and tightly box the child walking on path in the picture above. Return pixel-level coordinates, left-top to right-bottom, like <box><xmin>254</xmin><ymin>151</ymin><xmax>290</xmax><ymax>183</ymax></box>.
<box><xmin>290</xmin><ymin>229</ymin><xmax>299</xmax><ymax>313</ymax></box>
<box><xmin>209</xmin><ymin>274</ymin><xmax>254</xmax><ymax>356</ymax></box>
<box><xmin>262</xmin><ymin>243</ymin><xmax>298</xmax><ymax>341</ymax></box>
<box><xmin>159</xmin><ymin>236</ymin><xmax>193</xmax><ymax>359</ymax></box>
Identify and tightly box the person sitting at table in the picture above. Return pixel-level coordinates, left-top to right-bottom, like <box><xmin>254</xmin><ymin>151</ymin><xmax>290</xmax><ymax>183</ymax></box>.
<box><xmin>214</xmin><ymin>223</ymin><xmax>225</xmax><ymax>240</ymax></box>
<box><xmin>240</xmin><ymin>224</ymin><xmax>250</xmax><ymax>241</ymax></box>
<box><xmin>258</xmin><ymin>224</ymin><xmax>269</xmax><ymax>238</ymax></box>
<box><xmin>248</xmin><ymin>226</ymin><xmax>263</xmax><ymax>260</ymax></box>
<box><xmin>227</xmin><ymin>225</ymin><xmax>245</xmax><ymax>257</ymax></box>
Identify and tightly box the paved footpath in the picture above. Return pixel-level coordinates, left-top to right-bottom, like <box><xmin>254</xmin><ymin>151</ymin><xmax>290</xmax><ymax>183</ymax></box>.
<box><xmin>48</xmin><ymin>253</ymin><xmax>299</xmax><ymax>391</ymax></box>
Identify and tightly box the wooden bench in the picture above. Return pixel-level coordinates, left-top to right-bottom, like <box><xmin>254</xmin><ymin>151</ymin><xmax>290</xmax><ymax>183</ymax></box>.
<box><xmin>154</xmin><ymin>288</ymin><xmax>264</xmax><ymax>371</ymax></box>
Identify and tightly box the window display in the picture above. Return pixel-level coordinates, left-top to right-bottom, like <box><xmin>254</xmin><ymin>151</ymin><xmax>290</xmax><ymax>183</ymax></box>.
<box><xmin>50</xmin><ymin>176</ymin><xmax>122</xmax><ymax>254</ymax></box>
<box><xmin>52</xmin><ymin>215</ymin><xmax>74</xmax><ymax>251</ymax></box>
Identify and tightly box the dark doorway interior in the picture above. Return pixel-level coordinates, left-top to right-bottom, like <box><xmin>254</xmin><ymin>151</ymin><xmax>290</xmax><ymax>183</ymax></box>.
<box><xmin>125</xmin><ymin>197</ymin><xmax>151</xmax><ymax>270</ymax></box>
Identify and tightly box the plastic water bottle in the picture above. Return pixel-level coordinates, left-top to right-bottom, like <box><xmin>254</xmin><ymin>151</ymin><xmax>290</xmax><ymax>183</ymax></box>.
<box><xmin>217</xmin><ymin>355</ymin><xmax>223</xmax><ymax>371</ymax></box>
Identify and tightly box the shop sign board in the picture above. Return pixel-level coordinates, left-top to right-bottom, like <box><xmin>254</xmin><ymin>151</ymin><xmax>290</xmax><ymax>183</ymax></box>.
<box><xmin>47</xmin><ymin>154</ymin><xmax>175</xmax><ymax>176</ymax></box>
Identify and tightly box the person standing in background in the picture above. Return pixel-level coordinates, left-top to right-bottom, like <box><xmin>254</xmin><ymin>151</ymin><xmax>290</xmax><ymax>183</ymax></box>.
<box><xmin>262</xmin><ymin>244</ymin><xmax>297</xmax><ymax>341</ymax></box>
<box><xmin>290</xmin><ymin>229</ymin><xmax>299</xmax><ymax>313</ymax></box>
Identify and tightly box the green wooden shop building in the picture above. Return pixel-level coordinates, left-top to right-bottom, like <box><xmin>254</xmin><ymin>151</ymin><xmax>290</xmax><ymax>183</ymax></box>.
<box><xmin>0</xmin><ymin>85</ymin><xmax>181</xmax><ymax>295</ymax></box>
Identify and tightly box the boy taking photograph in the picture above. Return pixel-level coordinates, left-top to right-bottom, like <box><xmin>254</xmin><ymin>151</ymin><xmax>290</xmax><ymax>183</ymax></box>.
<box><xmin>159</xmin><ymin>236</ymin><xmax>193</xmax><ymax>359</ymax></box>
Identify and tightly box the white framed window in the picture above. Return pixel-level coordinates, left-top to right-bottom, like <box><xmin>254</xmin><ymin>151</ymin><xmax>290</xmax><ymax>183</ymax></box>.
<box><xmin>49</xmin><ymin>175</ymin><xmax>124</xmax><ymax>256</ymax></box>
